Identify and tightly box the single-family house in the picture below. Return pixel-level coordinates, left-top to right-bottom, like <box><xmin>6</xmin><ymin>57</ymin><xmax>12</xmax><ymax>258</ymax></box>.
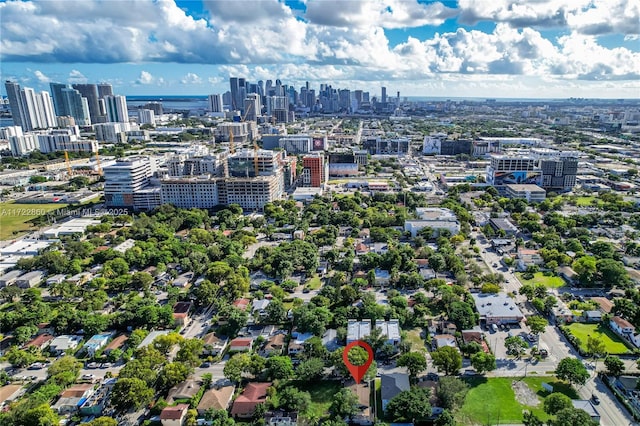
<box><xmin>231</xmin><ymin>382</ymin><xmax>272</xmax><ymax>419</ymax></box>
<box><xmin>79</xmin><ymin>378</ymin><xmax>116</xmax><ymax>416</ymax></box>
<box><xmin>229</xmin><ymin>337</ymin><xmax>253</xmax><ymax>352</ymax></box>
<box><xmin>15</xmin><ymin>270</ymin><xmax>44</xmax><ymax>288</ymax></box>
<box><xmin>582</xmin><ymin>310</ymin><xmax>603</xmax><ymax>323</ymax></box>
<box><xmin>557</xmin><ymin>266</ymin><xmax>577</xmax><ymax>285</ymax></box>
<box><xmin>160</xmin><ymin>404</ymin><xmax>190</xmax><ymax>426</ymax></box>
<box><xmin>0</xmin><ymin>385</ymin><xmax>23</xmax><ymax>407</ymax></box>
<box><xmin>373</xmin><ymin>269</ymin><xmax>391</xmax><ymax>286</ymax></box>
<box><xmin>252</xmin><ymin>299</ymin><xmax>271</xmax><ymax>317</ymax></box>
<box><xmin>82</xmin><ymin>333</ymin><xmax>112</xmax><ymax>357</ymax></box>
<box><xmin>322</xmin><ymin>329</ymin><xmax>340</xmax><ymax>352</ymax></box>
<box><xmin>259</xmin><ymin>333</ymin><xmax>286</xmax><ymax>357</ymax></box>
<box><xmin>24</xmin><ymin>333</ymin><xmax>53</xmax><ymax>350</ymax></box>
<box><xmin>375</xmin><ymin>319</ymin><xmax>401</xmax><ymax>346</ymax></box>
<box><xmin>197</xmin><ymin>385</ymin><xmax>235</xmax><ymax>416</ymax></box>
<box><xmin>461</xmin><ymin>330</ymin><xmax>490</xmax><ymax>353</ymax></box>
<box><xmin>232</xmin><ymin>298</ymin><xmax>250</xmax><ymax>311</ymax></box>
<box><xmin>434</xmin><ymin>334</ymin><xmax>457</xmax><ymax>349</ymax></box>
<box><xmin>66</xmin><ymin>272</ymin><xmax>92</xmax><ymax>286</ymax></box>
<box><xmin>172</xmin><ymin>273</ymin><xmax>192</xmax><ymax>288</ymax></box>
<box><xmin>52</xmin><ymin>383</ymin><xmax>94</xmax><ymax>414</ymax></box>
<box><xmin>591</xmin><ymin>297</ymin><xmax>614</xmax><ymax>314</ymax></box>
<box><xmin>167</xmin><ymin>379</ymin><xmax>200</xmax><ymax>403</ymax></box>
<box><xmin>610</xmin><ymin>316</ymin><xmax>635</xmax><ymax>335</ymax></box>
<box><xmin>137</xmin><ymin>330</ymin><xmax>170</xmax><ymax>349</ymax></box>
<box><xmin>516</xmin><ymin>249</ymin><xmax>544</xmax><ymax>271</ymax></box>
<box><xmin>46</xmin><ymin>274</ymin><xmax>66</xmax><ymax>286</ymax></box>
<box><xmin>370</xmin><ymin>243</ymin><xmax>389</xmax><ymax>255</ymax></box>
<box><xmin>202</xmin><ymin>332</ymin><xmax>228</xmax><ymax>356</ymax></box>
<box><xmin>103</xmin><ymin>334</ymin><xmax>128</xmax><ymax>355</ymax></box>
<box><xmin>355</xmin><ymin>243</ymin><xmax>369</xmax><ymax>255</ymax></box>
<box><xmin>49</xmin><ymin>335</ymin><xmax>83</xmax><ymax>355</ymax></box>
<box><xmin>0</xmin><ymin>270</ymin><xmax>23</xmax><ymax>287</ymax></box>
<box><xmin>173</xmin><ymin>301</ymin><xmax>192</xmax><ymax>326</ymax></box>
<box><xmin>428</xmin><ymin>320</ymin><xmax>457</xmax><ymax>335</ymax></box>
<box><xmin>381</xmin><ymin>372</ymin><xmax>410</xmax><ymax>413</ymax></box>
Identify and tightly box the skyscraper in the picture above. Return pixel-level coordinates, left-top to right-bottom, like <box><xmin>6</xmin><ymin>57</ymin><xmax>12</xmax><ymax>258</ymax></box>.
<box><xmin>244</xmin><ymin>93</ymin><xmax>261</xmax><ymax>122</ymax></box>
<box><xmin>381</xmin><ymin>87</ymin><xmax>387</xmax><ymax>104</ymax></box>
<box><xmin>22</xmin><ymin>88</ymin><xmax>56</xmax><ymax>129</ymax></box>
<box><xmin>207</xmin><ymin>94</ymin><xmax>224</xmax><ymax>113</ymax></box>
<box><xmin>97</xmin><ymin>83</ymin><xmax>113</xmax><ymax>99</ymax></box>
<box><xmin>62</xmin><ymin>88</ymin><xmax>91</xmax><ymax>126</ymax></box>
<box><xmin>49</xmin><ymin>82</ymin><xmax>70</xmax><ymax>117</ymax></box>
<box><xmin>4</xmin><ymin>81</ymin><xmax>29</xmax><ymax>130</ymax></box>
<box><xmin>229</xmin><ymin>77</ymin><xmax>240</xmax><ymax>111</ymax></box>
<box><xmin>105</xmin><ymin>95</ymin><xmax>129</xmax><ymax>123</ymax></box>
<box><xmin>72</xmin><ymin>84</ymin><xmax>101</xmax><ymax>123</ymax></box>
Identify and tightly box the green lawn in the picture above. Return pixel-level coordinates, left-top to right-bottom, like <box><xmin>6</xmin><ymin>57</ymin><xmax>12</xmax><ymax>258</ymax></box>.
<box><xmin>404</xmin><ymin>327</ymin><xmax>427</xmax><ymax>353</ymax></box>
<box><xmin>305</xmin><ymin>275</ymin><xmax>323</xmax><ymax>290</ymax></box>
<box><xmin>287</xmin><ymin>380</ymin><xmax>343</xmax><ymax>418</ymax></box>
<box><xmin>574</xmin><ymin>196</ymin><xmax>597</xmax><ymax>206</ymax></box>
<box><xmin>566</xmin><ymin>323</ymin><xmax>630</xmax><ymax>355</ymax></box>
<box><xmin>457</xmin><ymin>377</ymin><xmax>578</xmax><ymax>425</ymax></box>
<box><xmin>517</xmin><ymin>272</ymin><xmax>566</xmax><ymax>289</ymax></box>
<box><xmin>0</xmin><ymin>202</ymin><xmax>69</xmax><ymax>240</ymax></box>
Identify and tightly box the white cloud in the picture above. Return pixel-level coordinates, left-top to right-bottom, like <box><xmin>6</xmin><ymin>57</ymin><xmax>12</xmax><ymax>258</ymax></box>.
<box><xmin>136</xmin><ymin>71</ymin><xmax>154</xmax><ymax>85</ymax></box>
<box><xmin>304</xmin><ymin>0</ymin><xmax>456</xmax><ymax>29</ymax></box>
<box><xmin>457</xmin><ymin>0</ymin><xmax>639</xmax><ymax>35</ymax></box>
<box><xmin>67</xmin><ymin>69</ymin><xmax>87</xmax><ymax>83</ymax></box>
<box><xmin>33</xmin><ymin>70</ymin><xmax>50</xmax><ymax>83</ymax></box>
<box><xmin>0</xmin><ymin>0</ymin><xmax>637</xmax><ymax>95</ymax></box>
<box><xmin>181</xmin><ymin>72</ymin><xmax>202</xmax><ymax>84</ymax></box>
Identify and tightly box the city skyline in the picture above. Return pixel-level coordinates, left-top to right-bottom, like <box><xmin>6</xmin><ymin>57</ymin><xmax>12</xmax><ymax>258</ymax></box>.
<box><xmin>1</xmin><ymin>0</ymin><xmax>639</xmax><ymax>99</ymax></box>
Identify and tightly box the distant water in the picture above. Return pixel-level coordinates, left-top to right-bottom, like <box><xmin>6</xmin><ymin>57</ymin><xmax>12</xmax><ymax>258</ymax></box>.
<box><xmin>126</xmin><ymin>95</ymin><xmax>208</xmax><ymax>112</ymax></box>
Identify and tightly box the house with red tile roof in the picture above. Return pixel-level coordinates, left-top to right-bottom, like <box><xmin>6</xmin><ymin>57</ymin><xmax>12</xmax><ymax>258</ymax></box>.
<box><xmin>231</xmin><ymin>382</ymin><xmax>272</xmax><ymax>419</ymax></box>
<box><xmin>160</xmin><ymin>404</ymin><xmax>189</xmax><ymax>426</ymax></box>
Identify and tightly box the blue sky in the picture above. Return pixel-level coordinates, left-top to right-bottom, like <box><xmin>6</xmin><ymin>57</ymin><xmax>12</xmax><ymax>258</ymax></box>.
<box><xmin>1</xmin><ymin>0</ymin><xmax>639</xmax><ymax>98</ymax></box>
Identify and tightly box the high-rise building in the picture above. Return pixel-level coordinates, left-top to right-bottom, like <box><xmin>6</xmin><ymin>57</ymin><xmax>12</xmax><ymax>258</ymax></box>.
<box><xmin>278</xmin><ymin>136</ymin><xmax>312</xmax><ymax>154</ymax></box>
<box><xmin>22</xmin><ymin>88</ymin><xmax>56</xmax><ymax>129</ymax></box>
<box><xmin>381</xmin><ymin>86</ymin><xmax>387</xmax><ymax>104</ymax></box>
<box><xmin>302</xmin><ymin>153</ymin><xmax>327</xmax><ymax>187</ymax></box>
<box><xmin>49</xmin><ymin>83</ymin><xmax>70</xmax><ymax>117</ymax></box>
<box><xmin>104</xmin><ymin>157</ymin><xmax>154</xmax><ymax>208</ymax></box>
<box><xmin>105</xmin><ymin>95</ymin><xmax>128</xmax><ymax>123</ymax></box>
<box><xmin>486</xmin><ymin>155</ymin><xmax>541</xmax><ymax>192</ymax></box>
<box><xmin>138</xmin><ymin>109</ymin><xmax>155</xmax><ymax>125</ymax></box>
<box><xmin>8</xmin><ymin>134</ymin><xmax>38</xmax><ymax>156</ymax></box>
<box><xmin>228</xmin><ymin>149</ymin><xmax>282</xmax><ymax>178</ymax></box>
<box><xmin>243</xmin><ymin>93</ymin><xmax>261</xmax><ymax>122</ymax></box>
<box><xmin>62</xmin><ymin>88</ymin><xmax>91</xmax><ymax>126</ymax></box>
<box><xmin>4</xmin><ymin>81</ymin><xmax>29</xmax><ymax>130</ymax></box>
<box><xmin>72</xmin><ymin>84</ymin><xmax>101</xmax><ymax>123</ymax></box>
<box><xmin>97</xmin><ymin>83</ymin><xmax>113</xmax><ymax>99</ymax></box>
<box><xmin>207</xmin><ymin>94</ymin><xmax>224</xmax><ymax>113</ymax></box>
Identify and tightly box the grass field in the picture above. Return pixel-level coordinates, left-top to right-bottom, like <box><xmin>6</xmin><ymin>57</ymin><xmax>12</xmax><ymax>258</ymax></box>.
<box><xmin>457</xmin><ymin>377</ymin><xmax>578</xmax><ymax>425</ymax></box>
<box><xmin>0</xmin><ymin>202</ymin><xmax>68</xmax><ymax>240</ymax></box>
<box><xmin>404</xmin><ymin>327</ymin><xmax>427</xmax><ymax>353</ymax></box>
<box><xmin>517</xmin><ymin>272</ymin><xmax>566</xmax><ymax>288</ymax></box>
<box><xmin>574</xmin><ymin>196</ymin><xmax>597</xmax><ymax>207</ymax></box>
<box><xmin>305</xmin><ymin>275</ymin><xmax>323</xmax><ymax>290</ymax></box>
<box><xmin>287</xmin><ymin>380</ymin><xmax>343</xmax><ymax>418</ymax></box>
<box><xmin>566</xmin><ymin>323</ymin><xmax>630</xmax><ymax>354</ymax></box>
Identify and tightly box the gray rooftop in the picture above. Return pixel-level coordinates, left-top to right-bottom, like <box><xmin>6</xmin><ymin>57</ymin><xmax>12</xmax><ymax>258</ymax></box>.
<box><xmin>472</xmin><ymin>293</ymin><xmax>524</xmax><ymax>319</ymax></box>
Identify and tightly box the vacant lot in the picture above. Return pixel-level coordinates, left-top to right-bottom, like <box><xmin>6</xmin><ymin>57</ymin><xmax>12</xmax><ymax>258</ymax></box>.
<box><xmin>0</xmin><ymin>202</ymin><xmax>68</xmax><ymax>240</ymax></box>
<box><xmin>305</xmin><ymin>275</ymin><xmax>323</xmax><ymax>290</ymax></box>
<box><xmin>457</xmin><ymin>377</ymin><xmax>578</xmax><ymax>425</ymax></box>
<box><xmin>566</xmin><ymin>323</ymin><xmax>630</xmax><ymax>355</ymax></box>
<box><xmin>287</xmin><ymin>380</ymin><xmax>343</xmax><ymax>418</ymax></box>
<box><xmin>517</xmin><ymin>272</ymin><xmax>566</xmax><ymax>289</ymax></box>
<box><xmin>405</xmin><ymin>327</ymin><xmax>427</xmax><ymax>353</ymax></box>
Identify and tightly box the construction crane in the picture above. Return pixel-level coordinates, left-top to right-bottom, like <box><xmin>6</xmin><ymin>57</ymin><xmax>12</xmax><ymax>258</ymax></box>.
<box><xmin>95</xmin><ymin>151</ymin><xmax>103</xmax><ymax>176</ymax></box>
<box><xmin>229</xmin><ymin>129</ymin><xmax>235</xmax><ymax>154</ymax></box>
<box><xmin>64</xmin><ymin>151</ymin><xmax>72</xmax><ymax>176</ymax></box>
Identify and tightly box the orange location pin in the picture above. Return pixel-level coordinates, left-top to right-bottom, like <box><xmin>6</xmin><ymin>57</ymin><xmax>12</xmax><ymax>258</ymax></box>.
<box><xmin>342</xmin><ymin>340</ymin><xmax>374</xmax><ymax>384</ymax></box>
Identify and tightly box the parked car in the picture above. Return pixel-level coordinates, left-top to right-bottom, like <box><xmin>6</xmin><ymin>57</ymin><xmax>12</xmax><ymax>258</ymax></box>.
<box><xmin>591</xmin><ymin>394</ymin><xmax>600</xmax><ymax>405</ymax></box>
